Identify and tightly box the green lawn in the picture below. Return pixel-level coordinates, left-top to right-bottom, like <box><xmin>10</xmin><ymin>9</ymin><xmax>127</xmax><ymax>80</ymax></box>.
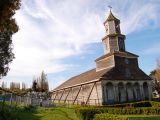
<box><xmin>18</xmin><ymin>107</ymin><xmax>160</xmax><ymax>120</ymax></box>
<box><xmin>1</xmin><ymin>101</ymin><xmax>160</xmax><ymax>120</ymax></box>
<box><xmin>18</xmin><ymin>107</ymin><xmax>80</xmax><ymax>120</ymax></box>
<box><xmin>126</xmin><ymin>115</ymin><xmax>160</xmax><ymax>120</ymax></box>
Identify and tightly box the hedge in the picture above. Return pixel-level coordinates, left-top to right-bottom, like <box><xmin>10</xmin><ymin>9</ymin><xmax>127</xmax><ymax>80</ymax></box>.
<box><xmin>93</xmin><ymin>113</ymin><xmax>160</xmax><ymax>120</ymax></box>
<box><xmin>104</xmin><ymin>101</ymin><xmax>152</xmax><ymax>108</ymax></box>
<box><xmin>150</xmin><ymin>101</ymin><xmax>160</xmax><ymax>107</ymax></box>
<box><xmin>94</xmin><ymin>114</ymin><xmax>129</xmax><ymax>120</ymax></box>
<box><xmin>75</xmin><ymin>107</ymin><xmax>160</xmax><ymax>120</ymax></box>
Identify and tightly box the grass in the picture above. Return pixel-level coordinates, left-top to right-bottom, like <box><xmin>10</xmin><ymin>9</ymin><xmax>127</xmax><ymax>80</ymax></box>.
<box><xmin>18</xmin><ymin>107</ymin><xmax>80</xmax><ymax>120</ymax></box>
<box><xmin>19</xmin><ymin>108</ymin><xmax>160</xmax><ymax>120</ymax></box>
<box><xmin>1</xmin><ymin>101</ymin><xmax>160</xmax><ymax>120</ymax></box>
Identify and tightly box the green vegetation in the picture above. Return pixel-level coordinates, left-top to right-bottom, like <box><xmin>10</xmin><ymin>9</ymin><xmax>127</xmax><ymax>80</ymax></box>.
<box><xmin>0</xmin><ymin>0</ymin><xmax>21</xmax><ymax>77</ymax></box>
<box><xmin>1</xmin><ymin>101</ymin><xmax>160</xmax><ymax>120</ymax></box>
<box><xmin>94</xmin><ymin>114</ymin><xmax>160</xmax><ymax>120</ymax></box>
<box><xmin>18</xmin><ymin>106</ymin><xmax>79</xmax><ymax>120</ymax></box>
<box><xmin>75</xmin><ymin>101</ymin><xmax>160</xmax><ymax>120</ymax></box>
<box><xmin>75</xmin><ymin>107</ymin><xmax>160</xmax><ymax>120</ymax></box>
<box><xmin>0</xmin><ymin>102</ymin><xmax>79</xmax><ymax>120</ymax></box>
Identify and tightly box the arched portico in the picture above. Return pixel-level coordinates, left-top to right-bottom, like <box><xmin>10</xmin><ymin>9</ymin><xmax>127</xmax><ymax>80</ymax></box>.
<box><xmin>118</xmin><ymin>82</ymin><xmax>126</xmax><ymax>103</ymax></box>
<box><xmin>143</xmin><ymin>82</ymin><xmax>149</xmax><ymax>100</ymax></box>
<box><xmin>126</xmin><ymin>83</ymin><xmax>134</xmax><ymax>101</ymax></box>
<box><xmin>134</xmin><ymin>83</ymin><xmax>141</xmax><ymax>100</ymax></box>
<box><xmin>106</xmin><ymin>82</ymin><xmax>114</xmax><ymax>103</ymax></box>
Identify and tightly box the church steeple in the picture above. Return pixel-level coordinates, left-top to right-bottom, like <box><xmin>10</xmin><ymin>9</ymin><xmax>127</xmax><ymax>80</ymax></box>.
<box><xmin>102</xmin><ymin>9</ymin><xmax>125</xmax><ymax>54</ymax></box>
<box><xmin>105</xmin><ymin>10</ymin><xmax>120</xmax><ymax>24</ymax></box>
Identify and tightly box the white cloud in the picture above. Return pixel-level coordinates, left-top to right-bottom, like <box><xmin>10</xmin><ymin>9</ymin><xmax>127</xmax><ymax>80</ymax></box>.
<box><xmin>2</xmin><ymin>0</ymin><xmax>160</xmax><ymax>89</ymax></box>
<box><xmin>104</xmin><ymin>0</ymin><xmax>160</xmax><ymax>34</ymax></box>
<box><xmin>142</xmin><ymin>43</ymin><xmax>160</xmax><ymax>55</ymax></box>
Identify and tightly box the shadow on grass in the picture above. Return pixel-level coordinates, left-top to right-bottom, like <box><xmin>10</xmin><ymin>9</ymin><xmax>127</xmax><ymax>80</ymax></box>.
<box><xmin>18</xmin><ymin>106</ymin><xmax>42</xmax><ymax>120</ymax></box>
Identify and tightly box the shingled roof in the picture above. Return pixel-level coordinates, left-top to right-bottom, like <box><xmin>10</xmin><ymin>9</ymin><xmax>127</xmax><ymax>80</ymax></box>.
<box><xmin>101</xmin><ymin>67</ymin><xmax>152</xmax><ymax>81</ymax></box>
<box><xmin>54</xmin><ymin>67</ymin><xmax>112</xmax><ymax>91</ymax></box>
<box><xmin>107</xmin><ymin>10</ymin><xmax>120</xmax><ymax>21</ymax></box>
<box><xmin>53</xmin><ymin>64</ymin><xmax>151</xmax><ymax>91</ymax></box>
<box><xmin>95</xmin><ymin>51</ymin><xmax>139</xmax><ymax>62</ymax></box>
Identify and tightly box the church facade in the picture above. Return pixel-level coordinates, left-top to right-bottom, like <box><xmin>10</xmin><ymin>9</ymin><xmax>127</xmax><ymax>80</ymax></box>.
<box><xmin>51</xmin><ymin>10</ymin><xmax>152</xmax><ymax>105</ymax></box>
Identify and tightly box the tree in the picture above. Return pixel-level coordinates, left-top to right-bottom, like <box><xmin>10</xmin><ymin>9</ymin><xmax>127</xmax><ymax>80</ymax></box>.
<box><xmin>40</xmin><ymin>71</ymin><xmax>49</xmax><ymax>92</ymax></box>
<box><xmin>150</xmin><ymin>59</ymin><xmax>160</xmax><ymax>96</ymax></box>
<box><xmin>22</xmin><ymin>82</ymin><xmax>27</xmax><ymax>91</ymax></box>
<box><xmin>155</xmin><ymin>60</ymin><xmax>160</xmax><ymax>95</ymax></box>
<box><xmin>31</xmin><ymin>71</ymin><xmax>49</xmax><ymax>92</ymax></box>
<box><xmin>155</xmin><ymin>60</ymin><xmax>160</xmax><ymax>81</ymax></box>
<box><xmin>32</xmin><ymin>78</ymin><xmax>38</xmax><ymax>92</ymax></box>
<box><xmin>1</xmin><ymin>81</ymin><xmax>7</xmax><ymax>89</ymax></box>
<box><xmin>10</xmin><ymin>82</ymin><xmax>20</xmax><ymax>92</ymax></box>
<box><xmin>0</xmin><ymin>0</ymin><xmax>21</xmax><ymax>78</ymax></box>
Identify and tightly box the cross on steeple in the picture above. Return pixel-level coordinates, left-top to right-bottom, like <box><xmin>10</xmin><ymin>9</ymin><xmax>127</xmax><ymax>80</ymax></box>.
<box><xmin>108</xmin><ymin>5</ymin><xmax>112</xmax><ymax>11</ymax></box>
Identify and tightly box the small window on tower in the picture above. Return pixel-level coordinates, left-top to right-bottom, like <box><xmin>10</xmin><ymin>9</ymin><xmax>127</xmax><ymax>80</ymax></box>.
<box><xmin>125</xmin><ymin>58</ymin><xmax>129</xmax><ymax>64</ymax></box>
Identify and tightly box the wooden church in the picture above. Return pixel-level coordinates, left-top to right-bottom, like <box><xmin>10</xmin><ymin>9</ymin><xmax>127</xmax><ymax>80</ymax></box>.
<box><xmin>51</xmin><ymin>10</ymin><xmax>152</xmax><ymax>105</ymax></box>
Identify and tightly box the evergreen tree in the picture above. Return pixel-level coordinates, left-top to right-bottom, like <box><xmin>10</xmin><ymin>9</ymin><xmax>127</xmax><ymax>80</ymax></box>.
<box><xmin>32</xmin><ymin>71</ymin><xmax>49</xmax><ymax>92</ymax></box>
<box><xmin>22</xmin><ymin>82</ymin><xmax>26</xmax><ymax>91</ymax></box>
<box><xmin>32</xmin><ymin>78</ymin><xmax>37</xmax><ymax>92</ymax></box>
<box><xmin>0</xmin><ymin>0</ymin><xmax>21</xmax><ymax>78</ymax></box>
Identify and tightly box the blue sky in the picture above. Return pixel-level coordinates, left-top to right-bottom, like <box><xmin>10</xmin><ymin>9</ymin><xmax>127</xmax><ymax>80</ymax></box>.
<box><xmin>1</xmin><ymin>0</ymin><xmax>160</xmax><ymax>90</ymax></box>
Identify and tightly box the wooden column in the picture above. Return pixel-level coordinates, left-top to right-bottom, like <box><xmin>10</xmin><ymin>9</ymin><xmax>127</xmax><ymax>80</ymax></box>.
<box><xmin>140</xmin><ymin>84</ymin><xmax>144</xmax><ymax>100</ymax></box>
<box><xmin>148</xmin><ymin>82</ymin><xmax>152</xmax><ymax>100</ymax></box>
<box><xmin>95</xmin><ymin>82</ymin><xmax>100</xmax><ymax>105</ymax></box>
<box><xmin>114</xmin><ymin>84</ymin><xmax>118</xmax><ymax>103</ymax></box>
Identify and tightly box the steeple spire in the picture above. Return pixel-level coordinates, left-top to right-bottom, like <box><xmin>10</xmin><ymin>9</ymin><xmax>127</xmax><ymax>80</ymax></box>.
<box><xmin>102</xmin><ymin>9</ymin><xmax>125</xmax><ymax>54</ymax></box>
<box><xmin>104</xmin><ymin>8</ymin><xmax>120</xmax><ymax>24</ymax></box>
<box><xmin>107</xmin><ymin>10</ymin><xmax>120</xmax><ymax>22</ymax></box>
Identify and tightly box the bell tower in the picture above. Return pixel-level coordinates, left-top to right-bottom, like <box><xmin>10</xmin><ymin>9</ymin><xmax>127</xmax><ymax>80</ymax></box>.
<box><xmin>102</xmin><ymin>10</ymin><xmax>125</xmax><ymax>54</ymax></box>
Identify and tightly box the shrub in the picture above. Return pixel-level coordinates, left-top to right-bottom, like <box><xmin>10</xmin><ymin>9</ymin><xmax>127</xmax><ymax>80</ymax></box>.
<box><xmin>94</xmin><ymin>113</ymin><xmax>160</xmax><ymax>120</ymax></box>
<box><xmin>94</xmin><ymin>114</ymin><xmax>129</xmax><ymax>120</ymax></box>
<box><xmin>0</xmin><ymin>103</ymin><xmax>20</xmax><ymax>120</ymax></box>
<box><xmin>75</xmin><ymin>107</ymin><xmax>160</xmax><ymax>120</ymax></box>
<box><xmin>104</xmin><ymin>101</ymin><xmax>152</xmax><ymax>108</ymax></box>
<box><xmin>150</xmin><ymin>101</ymin><xmax>160</xmax><ymax>107</ymax></box>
